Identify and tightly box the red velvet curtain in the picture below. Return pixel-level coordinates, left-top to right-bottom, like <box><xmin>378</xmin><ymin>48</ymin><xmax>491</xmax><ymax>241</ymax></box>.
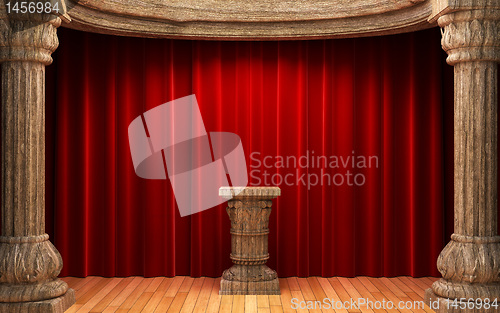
<box><xmin>44</xmin><ymin>27</ymin><xmax>453</xmax><ymax>278</ymax></box>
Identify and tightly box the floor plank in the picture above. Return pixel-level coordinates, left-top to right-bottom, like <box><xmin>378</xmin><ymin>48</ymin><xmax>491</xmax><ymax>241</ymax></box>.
<box><xmin>328</xmin><ymin>278</ymin><xmax>361</xmax><ymax>313</ymax></box>
<box><xmin>271</xmin><ymin>306</ymin><xmax>285</xmax><ymax>313</ymax></box>
<box><xmin>246</xmin><ymin>295</ymin><xmax>258</xmax><ymax>313</ymax></box>
<box><xmin>75</xmin><ymin>277</ymin><xmax>103</xmax><ymax>300</ymax></box>
<box><xmin>381</xmin><ymin>278</ymin><xmax>426</xmax><ymax>313</ymax></box>
<box><xmin>307</xmin><ymin>277</ymin><xmax>335</xmax><ymax>312</ymax></box>
<box><xmin>219</xmin><ymin>295</ymin><xmax>233</xmax><ymax>313</ymax></box>
<box><xmin>72</xmin><ymin>276</ymin><xmax>99</xmax><ymax>291</ymax></box>
<box><xmin>90</xmin><ymin>277</ymin><xmax>135</xmax><ymax>313</ymax></box>
<box><xmin>61</xmin><ymin>276</ymin><xmax>438</xmax><ymax>313</ymax></box>
<box><xmin>167</xmin><ymin>292</ymin><xmax>188</xmax><ymax>313</ymax></box>
<box><xmin>165</xmin><ymin>276</ymin><xmax>186</xmax><ymax>297</ymax></box>
<box><xmin>288</xmin><ymin>277</ymin><xmax>301</xmax><ymax>291</ymax></box>
<box><xmin>348</xmin><ymin>278</ymin><xmax>387</xmax><ymax>313</ymax></box>
<box><xmin>279</xmin><ymin>278</ymin><xmax>296</xmax><ymax>313</ymax></box>
<box><xmin>193</xmin><ymin>278</ymin><xmax>215</xmax><ymax>313</ymax></box>
<box><xmin>76</xmin><ymin>278</ymin><xmax>122</xmax><ymax>312</ymax></box>
<box><xmin>107</xmin><ymin>277</ymin><xmax>143</xmax><ymax>308</ymax></box>
<box><xmin>290</xmin><ymin>290</ymin><xmax>309</xmax><ymax>313</ymax></box>
<box><xmin>118</xmin><ymin>277</ymin><xmax>154</xmax><ymax>310</ymax></box>
<box><xmin>153</xmin><ymin>296</ymin><xmax>174</xmax><ymax>313</ymax></box>
<box><xmin>206</xmin><ymin>278</ymin><xmax>222</xmax><ymax>313</ymax></box>
<box><xmin>179</xmin><ymin>277</ymin><xmax>195</xmax><ymax>293</ymax></box>
<box><xmin>232</xmin><ymin>295</ymin><xmax>245</xmax><ymax>313</ymax></box>
<box><xmin>317</xmin><ymin>277</ymin><xmax>348</xmax><ymax>313</ymax></box>
<box><xmin>355</xmin><ymin>278</ymin><xmax>399</xmax><ymax>313</ymax></box>
<box><xmin>388</xmin><ymin>278</ymin><xmax>415</xmax><ymax>295</ymax></box>
<box><xmin>338</xmin><ymin>277</ymin><xmax>374</xmax><ymax>313</ymax></box>
<box><xmin>413</xmin><ymin>278</ymin><xmax>433</xmax><ymax>291</ymax></box>
<box><xmin>142</xmin><ymin>277</ymin><xmax>174</xmax><ymax>312</ymax></box>
<box><xmin>396</xmin><ymin>277</ymin><xmax>427</xmax><ymax>296</ymax></box>
<box><xmin>367</xmin><ymin>277</ymin><xmax>413</xmax><ymax>313</ymax></box>
<box><xmin>145</xmin><ymin>277</ymin><xmax>165</xmax><ymax>293</ymax></box>
<box><xmin>269</xmin><ymin>295</ymin><xmax>281</xmax><ymax>307</ymax></box>
<box><xmin>258</xmin><ymin>295</ymin><xmax>270</xmax><ymax>308</ymax></box>
<box><xmin>296</xmin><ymin>278</ymin><xmax>316</xmax><ymax>301</ymax></box>
<box><xmin>128</xmin><ymin>292</ymin><xmax>153</xmax><ymax>312</ymax></box>
<box><xmin>180</xmin><ymin>277</ymin><xmax>205</xmax><ymax>313</ymax></box>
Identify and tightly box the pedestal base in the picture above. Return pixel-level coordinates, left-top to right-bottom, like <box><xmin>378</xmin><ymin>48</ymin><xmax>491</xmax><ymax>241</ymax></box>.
<box><xmin>220</xmin><ymin>277</ymin><xmax>280</xmax><ymax>295</ymax></box>
<box><xmin>0</xmin><ymin>288</ymin><xmax>75</xmax><ymax>313</ymax></box>
<box><xmin>220</xmin><ymin>264</ymin><xmax>280</xmax><ymax>295</ymax></box>
<box><xmin>425</xmin><ymin>288</ymin><xmax>499</xmax><ymax>313</ymax></box>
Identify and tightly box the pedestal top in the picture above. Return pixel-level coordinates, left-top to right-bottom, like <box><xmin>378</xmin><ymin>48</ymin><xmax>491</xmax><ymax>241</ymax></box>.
<box><xmin>219</xmin><ymin>187</ymin><xmax>280</xmax><ymax>199</ymax></box>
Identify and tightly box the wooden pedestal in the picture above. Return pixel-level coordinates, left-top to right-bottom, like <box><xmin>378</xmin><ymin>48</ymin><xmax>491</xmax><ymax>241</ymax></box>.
<box><xmin>219</xmin><ymin>187</ymin><xmax>281</xmax><ymax>295</ymax></box>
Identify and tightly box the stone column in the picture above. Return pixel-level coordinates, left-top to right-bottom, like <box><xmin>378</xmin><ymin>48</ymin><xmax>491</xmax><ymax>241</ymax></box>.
<box><xmin>219</xmin><ymin>187</ymin><xmax>281</xmax><ymax>295</ymax></box>
<box><xmin>425</xmin><ymin>3</ymin><xmax>500</xmax><ymax>313</ymax></box>
<box><xmin>0</xmin><ymin>5</ymin><xmax>75</xmax><ymax>313</ymax></box>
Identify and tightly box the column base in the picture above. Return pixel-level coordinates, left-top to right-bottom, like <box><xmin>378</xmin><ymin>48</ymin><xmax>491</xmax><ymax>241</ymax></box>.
<box><xmin>220</xmin><ymin>264</ymin><xmax>281</xmax><ymax>295</ymax></box>
<box><xmin>0</xmin><ymin>288</ymin><xmax>75</xmax><ymax>313</ymax></box>
<box><xmin>220</xmin><ymin>277</ymin><xmax>280</xmax><ymax>295</ymax></box>
<box><xmin>425</xmin><ymin>288</ymin><xmax>499</xmax><ymax>313</ymax></box>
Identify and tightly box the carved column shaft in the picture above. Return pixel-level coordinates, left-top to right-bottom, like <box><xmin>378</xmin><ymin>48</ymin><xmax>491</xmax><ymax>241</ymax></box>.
<box><xmin>425</xmin><ymin>7</ymin><xmax>500</xmax><ymax>313</ymax></box>
<box><xmin>219</xmin><ymin>187</ymin><xmax>281</xmax><ymax>295</ymax></box>
<box><xmin>454</xmin><ymin>61</ymin><xmax>498</xmax><ymax>238</ymax></box>
<box><xmin>1</xmin><ymin>61</ymin><xmax>46</xmax><ymax>237</ymax></box>
<box><xmin>0</xmin><ymin>9</ymin><xmax>75</xmax><ymax>313</ymax></box>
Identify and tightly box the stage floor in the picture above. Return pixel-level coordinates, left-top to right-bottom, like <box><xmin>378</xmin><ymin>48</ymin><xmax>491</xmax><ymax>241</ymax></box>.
<box><xmin>61</xmin><ymin>276</ymin><xmax>438</xmax><ymax>312</ymax></box>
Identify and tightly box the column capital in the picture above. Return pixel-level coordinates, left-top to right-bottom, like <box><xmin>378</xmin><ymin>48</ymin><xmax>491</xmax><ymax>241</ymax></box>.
<box><xmin>0</xmin><ymin>8</ymin><xmax>62</xmax><ymax>65</ymax></box>
<box><xmin>438</xmin><ymin>8</ymin><xmax>500</xmax><ymax>65</ymax></box>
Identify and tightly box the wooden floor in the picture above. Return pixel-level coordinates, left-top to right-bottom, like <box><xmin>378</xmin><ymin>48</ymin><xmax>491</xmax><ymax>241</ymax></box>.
<box><xmin>61</xmin><ymin>276</ymin><xmax>438</xmax><ymax>313</ymax></box>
